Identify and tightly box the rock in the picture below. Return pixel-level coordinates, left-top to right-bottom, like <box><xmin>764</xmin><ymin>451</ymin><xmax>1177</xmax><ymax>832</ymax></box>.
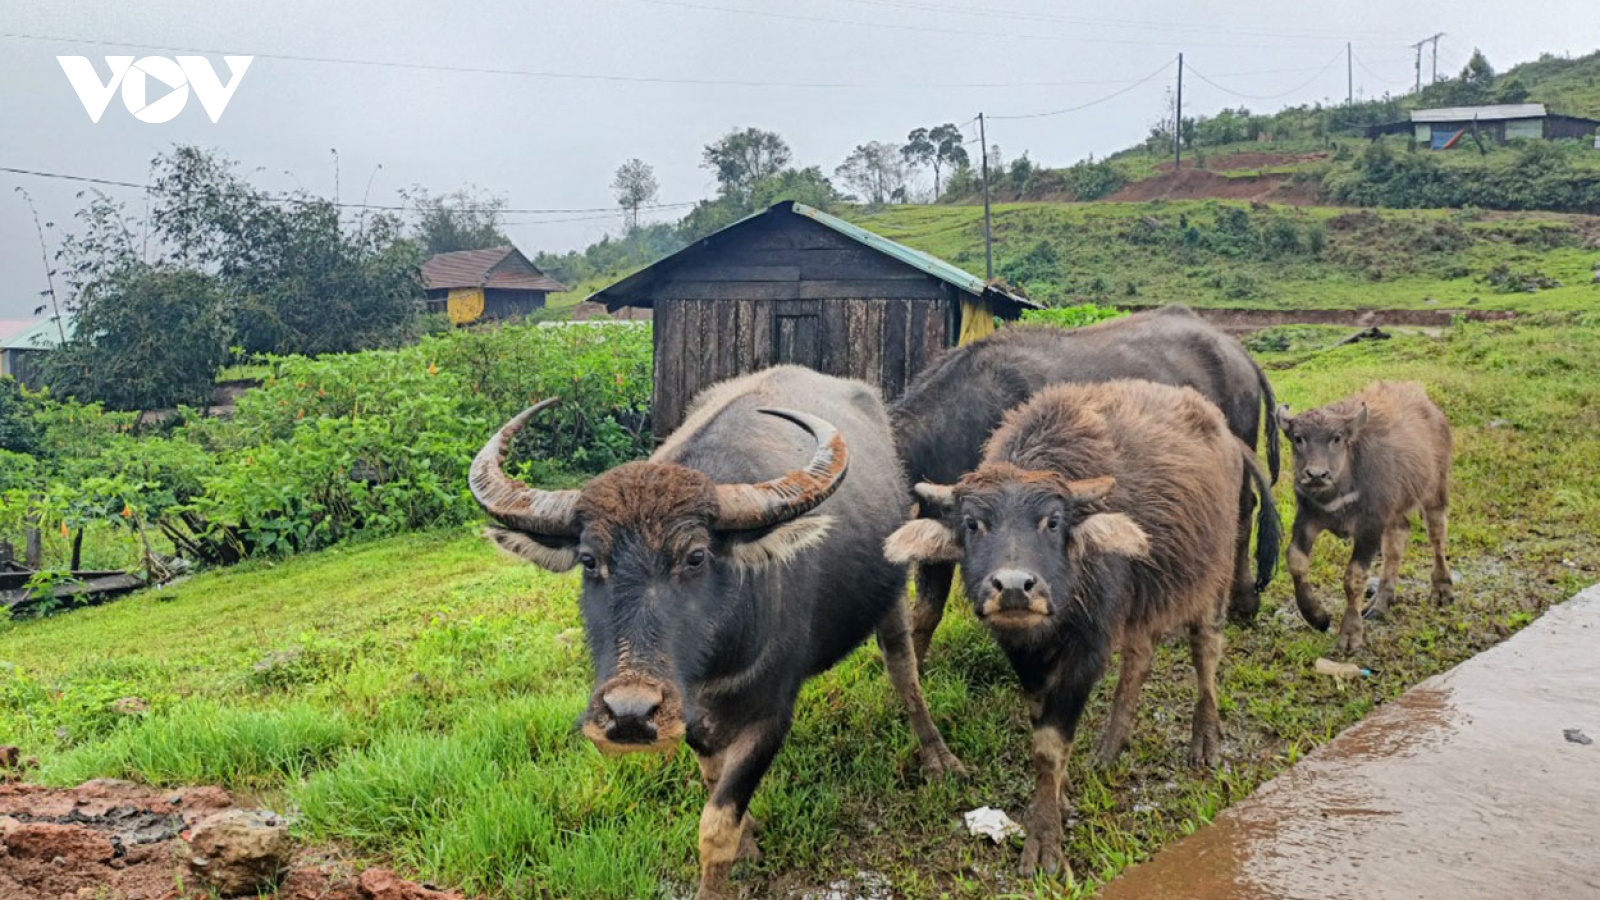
<box><xmin>180</xmin><ymin>808</ymin><xmax>292</xmax><ymax>896</ymax></box>
<box><xmin>1564</xmin><ymin>728</ymin><xmax>1593</xmax><ymax>746</ymax></box>
<box><xmin>111</xmin><ymin>696</ymin><xmax>149</xmax><ymax>715</ymax></box>
<box><xmin>0</xmin><ymin>820</ymin><xmax>116</xmax><ymax>862</ymax></box>
<box><xmin>358</xmin><ymin>867</ymin><xmax>467</xmax><ymax>900</ymax></box>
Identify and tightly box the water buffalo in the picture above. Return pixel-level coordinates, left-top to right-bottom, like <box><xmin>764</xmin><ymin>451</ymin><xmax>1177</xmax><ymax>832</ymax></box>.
<box><xmin>884</xmin><ymin>379</ymin><xmax>1281</xmax><ymax>879</ymax></box>
<box><xmin>471</xmin><ymin>366</ymin><xmax>962</xmax><ymax>900</ymax></box>
<box><xmin>1277</xmin><ymin>381</ymin><xmax>1453</xmax><ymax>654</ymax></box>
<box><xmin>892</xmin><ymin>306</ymin><xmax>1280</xmax><ymax>661</ymax></box>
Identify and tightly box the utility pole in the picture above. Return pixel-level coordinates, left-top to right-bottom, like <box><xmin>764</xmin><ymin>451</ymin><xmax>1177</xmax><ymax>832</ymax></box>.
<box><xmin>979</xmin><ymin>112</ymin><xmax>993</xmax><ymax>280</ymax></box>
<box><xmin>1409</xmin><ymin>32</ymin><xmax>1444</xmax><ymax>91</ymax></box>
<box><xmin>1347</xmin><ymin>42</ymin><xmax>1354</xmax><ymax>105</ymax></box>
<box><xmin>1175</xmin><ymin>53</ymin><xmax>1184</xmax><ymax>171</ymax></box>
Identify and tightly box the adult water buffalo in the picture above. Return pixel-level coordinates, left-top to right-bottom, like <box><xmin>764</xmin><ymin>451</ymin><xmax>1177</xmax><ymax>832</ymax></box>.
<box><xmin>471</xmin><ymin>366</ymin><xmax>962</xmax><ymax>900</ymax></box>
<box><xmin>885</xmin><ymin>379</ymin><xmax>1281</xmax><ymax>880</ymax></box>
<box><xmin>1277</xmin><ymin>381</ymin><xmax>1454</xmax><ymax>654</ymax></box>
<box><xmin>891</xmin><ymin>305</ymin><xmax>1280</xmax><ymax>660</ymax></box>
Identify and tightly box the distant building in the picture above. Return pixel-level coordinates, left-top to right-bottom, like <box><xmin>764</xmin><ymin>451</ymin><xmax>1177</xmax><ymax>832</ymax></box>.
<box><xmin>591</xmin><ymin>200</ymin><xmax>1039</xmax><ymax>439</ymax></box>
<box><xmin>1366</xmin><ymin>103</ymin><xmax>1600</xmax><ymax>148</ymax></box>
<box><xmin>0</xmin><ymin>318</ymin><xmax>72</xmax><ymax>390</ymax></box>
<box><xmin>420</xmin><ymin>246</ymin><xmax>568</xmax><ymax>325</ymax></box>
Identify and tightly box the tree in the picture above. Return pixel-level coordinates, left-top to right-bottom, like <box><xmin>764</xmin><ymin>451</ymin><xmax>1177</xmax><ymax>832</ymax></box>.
<box><xmin>612</xmin><ymin>159</ymin><xmax>659</xmax><ymax>232</ymax></box>
<box><xmin>47</xmin><ymin>191</ymin><xmax>231</xmax><ymax>410</ymax></box>
<box><xmin>150</xmin><ymin>146</ymin><xmax>423</xmax><ymax>357</ymax></box>
<box><xmin>0</xmin><ymin>376</ymin><xmax>42</xmax><ymax>456</ymax></box>
<box><xmin>749</xmin><ymin>166</ymin><xmax>840</xmax><ymax>210</ymax></box>
<box><xmin>1458</xmin><ymin>50</ymin><xmax>1497</xmax><ymax>104</ymax></box>
<box><xmin>835</xmin><ymin>142</ymin><xmax>910</xmax><ymax>205</ymax></box>
<box><xmin>702</xmin><ymin>128</ymin><xmax>792</xmax><ymax>206</ymax></box>
<box><xmin>404</xmin><ymin>187</ymin><xmax>511</xmax><ymax>255</ymax></box>
<box><xmin>902</xmin><ymin>124</ymin><xmax>969</xmax><ymax>199</ymax></box>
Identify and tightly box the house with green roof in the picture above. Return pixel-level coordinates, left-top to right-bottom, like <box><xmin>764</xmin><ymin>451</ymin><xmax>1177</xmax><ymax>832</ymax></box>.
<box><xmin>0</xmin><ymin>318</ymin><xmax>72</xmax><ymax>390</ymax></box>
<box><xmin>590</xmin><ymin>200</ymin><xmax>1039</xmax><ymax>438</ymax></box>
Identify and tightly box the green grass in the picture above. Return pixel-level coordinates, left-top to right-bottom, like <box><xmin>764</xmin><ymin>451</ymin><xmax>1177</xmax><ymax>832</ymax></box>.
<box><xmin>844</xmin><ymin>200</ymin><xmax>1600</xmax><ymax>312</ymax></box>
<box><xmin>4</xmin><ymin>321</ymin><xmax>1600</xmax><ymax>898</ymax></box>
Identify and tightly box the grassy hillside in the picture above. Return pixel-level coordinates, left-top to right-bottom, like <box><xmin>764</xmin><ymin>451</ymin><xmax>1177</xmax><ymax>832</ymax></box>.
<box><xmin>843</xmin><ymin>201</ymin><xmax>1600</xmax><ymax>311</ymax></box>
<box><xmin>3</xmin><ymin>316</ymin><xmax>1598</xmax><ymax>898</ymax></box>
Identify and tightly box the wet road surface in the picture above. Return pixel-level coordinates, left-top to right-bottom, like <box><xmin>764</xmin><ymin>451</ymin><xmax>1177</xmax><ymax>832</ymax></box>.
<box><xmin>1097</xmin><ymin>584</ymin><xmax>1600</xmax><ymax>900</ymax></box>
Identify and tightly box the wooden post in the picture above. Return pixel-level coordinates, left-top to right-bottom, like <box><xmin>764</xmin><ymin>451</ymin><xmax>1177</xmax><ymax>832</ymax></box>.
<box><xmin>24</xmin><ymin>523</ymin><xmax>42</xmax><ymax>569</ymax></box>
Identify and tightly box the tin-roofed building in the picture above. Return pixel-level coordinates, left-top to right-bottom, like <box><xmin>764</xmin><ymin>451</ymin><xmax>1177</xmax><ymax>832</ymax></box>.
<box><xmin>1365</xmin><ymin>103</ymin><xmax>1600</xmax><ymax>147</ymax></box>
<box><xmin>0</xmin><ymin>317</ymin><xmax>72</xmax><ymax>390</ymax></box>
<box><xmin>420</xmin><ymin>246</ymin><xmax>568</xmax><ymax>325</ymax></box>
<box><xmin>590</xmin><ymin>200</ymin><xmax>1040</xmax><ymax>438</ymax></box>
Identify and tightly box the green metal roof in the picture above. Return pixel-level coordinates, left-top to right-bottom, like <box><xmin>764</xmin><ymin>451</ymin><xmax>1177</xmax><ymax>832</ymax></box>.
<box><xmin>589</xmin><ymin>200</ymin><xmax>1039</xmax><ymax>311</ymax></box>
<box><xmin>0</xmin><ymin>317</ymin><xmax>72</xmax><ymax>351</ymax></box>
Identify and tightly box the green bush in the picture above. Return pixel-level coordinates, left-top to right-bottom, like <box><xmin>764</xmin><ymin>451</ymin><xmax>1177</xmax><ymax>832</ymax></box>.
<box><xmin>1022</xmin><ymin>304</ymin><xmax>1128</xmax><ymax>328</ymax></box>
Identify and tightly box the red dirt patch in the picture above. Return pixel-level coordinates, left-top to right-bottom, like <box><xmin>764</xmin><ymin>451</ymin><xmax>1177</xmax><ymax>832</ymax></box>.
<box><xmin>1110</xmin><ymin>168</ymin><xmax>1324</xmax><ymax>205</ymax></box>
<box><xmin>0</xmin><ymin>780</ymin><xmax>464</xmax><ymax>900</ymax></box>
<box><xmin>1155</xmin><ymin>150</ymin><xmax>1330</xmax><ymax>172</ymax></box>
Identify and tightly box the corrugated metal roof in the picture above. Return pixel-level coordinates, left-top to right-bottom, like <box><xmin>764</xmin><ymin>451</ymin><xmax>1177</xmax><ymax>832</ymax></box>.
<box><xmin>420</xmin><ymin>247</ymin><xmax>567</xmax><ymax>293</ymax></box>
<box><xmin>1411</xmin><ymin>104</ymin><xmax>1546</xmax><ymax>123</ymax></box>
<box><xmin>0</xmin><ymin>317</ymin><xmax>73</xmax><ymax>351</ymax></box>
<box><xmin>590</xmin><ymin>201</ymin><xmax>1040</xmax><ymax>311</ymax></box>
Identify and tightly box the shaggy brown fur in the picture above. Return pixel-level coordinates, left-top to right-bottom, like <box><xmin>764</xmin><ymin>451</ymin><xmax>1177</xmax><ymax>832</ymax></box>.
<box><xmin>575</xmin><ymin>462</ymin><xmax>719</xmax><ymax>560</ymax></box>
<box><xmin>1279</xmin><ymin>381</ymin><xmax>1454</xmax><ymax>654</ymax></box>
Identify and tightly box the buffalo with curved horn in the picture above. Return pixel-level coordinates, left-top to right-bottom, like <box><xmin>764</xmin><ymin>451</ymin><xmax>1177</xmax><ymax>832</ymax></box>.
<box><xmin>473</xmin><ymin>366</ymin><xmax>961</xmax><ymax>900</ymax></box>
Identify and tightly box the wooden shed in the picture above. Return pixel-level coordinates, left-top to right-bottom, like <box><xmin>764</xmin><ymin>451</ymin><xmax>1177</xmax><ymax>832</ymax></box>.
<box><xmin>591</xmin><ymin>201</ymin><xmax>1039</xmax><ymax>438</ymax></box>
<box><xmin>421</xmin><ymin>246</ymin><xmax>568</xmax><ymax>325</ymax></box>
<box><xmin>0</xmin><ymin>317</ymin><xmax>70</xmax><ymax>391</ymax></box>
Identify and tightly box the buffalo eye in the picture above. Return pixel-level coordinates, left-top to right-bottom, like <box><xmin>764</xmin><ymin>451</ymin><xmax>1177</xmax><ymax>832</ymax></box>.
<box><xmin>578</xmin><ymin>552</ymin><xmax>599</xmax><ymax>574</ymax></box>
<box><xmin>1045</xmin><ymin>513</ymin><xmax>1062</xmax><ymax>533</ymax></box>
<box><xmin>963</xmin><ymin>515</ymin><xmax>980</xmax><ymax>534</ymax></box>
<box><xmin>685</xmin><ymin>548</ymin><xmax>708</xmax><ymax>570</ymax></box>
<box><xmin>1331</xmin><ymin>434</ymin><xmax>1343</xmax><ymax>446</ymax></box>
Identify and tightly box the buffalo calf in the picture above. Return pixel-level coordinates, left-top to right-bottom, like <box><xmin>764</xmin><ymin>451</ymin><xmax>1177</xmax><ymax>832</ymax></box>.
<box><xmin>1277</xmin><ymin>381</ymin><xmax>1453</xmax><ymax>654</ymax></box>
<box><xmin>886</xmin><ymin>380</ymin><xmax>1280</xmax><ymax>879</ymax></box>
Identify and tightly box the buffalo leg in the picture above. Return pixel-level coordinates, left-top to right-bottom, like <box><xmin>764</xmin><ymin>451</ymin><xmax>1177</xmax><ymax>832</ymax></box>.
<box><xmin>696</xmin><ymin>750</ymin><xmax>760</xmax><ymax>864</ymax></box>
<box><xmin>1288</xmin><ymin>516</ymin><xmax>1329</xmax><ymax>631</ymax></box>
<box><xmin>876</xmin><ymin>600</ymin><xmax>965</xmax><ymax>776</ymax></box>
<box><xmin>1019</xmin><ymin>678</ymin><xmax>1095</xmax><ymax>881</ymax></box>
<box><xmin>1227</xmin><ymin>474</ymin><xmax>1260</xmax><ymax>624</ymax></box>
<box><xmin>909</xmin><ymin>561</ymin><xmax>955</xmax><ymax>667</ymax></box>
<box><xmin>695</xmin><ymin>723</ymin><xmax>788</xmax><ymax>900</ymax></box>
<box><xmin>1366</xmin><ymin>522</ymin><xmax>1409</xmax><ymax>620</ymax></box>
<box><xmin>1187</xmin><ymin>615</ymin><xmax>1225</xmax><ymax>767</ymax></box>
<box><xmin>1093</xmin><ymin>631</ymin><xmax>1155</xmax><ymax>766</ymax></box>
<box><xmin>1425</xmin><ymin>503</ymin><xmax>1453</xmax><ymax>605</ymax></box>
<box><xmin>1335</xmin><ymin>530</ymin><xmax>1382</xmax><ymax>654</ymax></box>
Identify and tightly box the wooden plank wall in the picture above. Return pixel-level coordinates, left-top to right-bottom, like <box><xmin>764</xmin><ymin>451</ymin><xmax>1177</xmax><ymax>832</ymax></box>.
<box><xmin>649</xmin><ymin>216</ymin><xmax>957</xmax><ymax>437</ymax></box>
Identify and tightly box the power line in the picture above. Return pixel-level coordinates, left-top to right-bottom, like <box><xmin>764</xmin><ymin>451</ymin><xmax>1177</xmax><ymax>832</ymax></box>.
<box><xmin>987</xmin><ymin>58</ymin><xmax>1176</xmax><ymax>120</ymax></box>
<box><xmin>625</xmin><ymin>0</ymin><xmax>1348</xmax><ymax>49</ymax></box>
<box><xmin>820</xmin><ymin>0</ymin><xmax>1411</xmax><ymax>42</ymax></box>
<box><xmin>0</xmin><ymin>29</ymin><xmax>1167</xmax><ymax>90</ymax></box>
<box><xmin>0</xmin><ymin>165</ymin><xmax>699</xmax><ymax>216</ymax></box>
<box><xmin>1184</xmin><ymin>49</ymin><xmax>1345</xmax><ymax>101</ymax></box>
<box><xmin>1353</xmin><ymin>50</ymin><xmax>1412</xmax><ymax>87</ymax></box>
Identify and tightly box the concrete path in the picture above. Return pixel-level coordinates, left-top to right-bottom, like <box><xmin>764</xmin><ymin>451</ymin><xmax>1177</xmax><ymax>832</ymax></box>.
<box><xmin>1098</xmin><ymin>585</ymin><xmax>1600</xmax><ymax>900</ymax></box>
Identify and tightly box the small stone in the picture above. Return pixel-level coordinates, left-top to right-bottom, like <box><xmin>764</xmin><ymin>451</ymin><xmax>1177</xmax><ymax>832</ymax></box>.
<box><xmin>1564</xmin><ymin>728</ymin><xmax>1593</xmax><ymax>746</ymax></box>
<box><xmin>180</xmin><ymin>808</ymin><xmax>292</xmax><ymax>896</ymax></box>
<box><xmin>1489</xmin><ymin>418</ymin><xmax>1512</xmax><ymax>429</ymax></box>
<box><xmin>358</xmin><ymin>867</ymin><xmax>467</xmax><ymax>899</ymax></box>
<box><xmin>111</xmin><ymin>696</ymin><xmax>149</xmax><ymax>715</ymax></box>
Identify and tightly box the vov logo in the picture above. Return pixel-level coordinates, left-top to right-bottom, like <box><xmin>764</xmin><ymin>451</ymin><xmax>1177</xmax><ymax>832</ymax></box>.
<box><xmin>58</xmin><ymin>56</ymin><xmax>253</xmax><ymax>123</ymax></box>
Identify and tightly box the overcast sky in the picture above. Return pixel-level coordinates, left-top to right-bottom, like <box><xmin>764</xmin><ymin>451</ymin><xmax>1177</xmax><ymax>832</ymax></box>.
<box><xmin>2</xmin><ymin>0</ymin><xmax>1598</xmax><ymax>318</ymax></box>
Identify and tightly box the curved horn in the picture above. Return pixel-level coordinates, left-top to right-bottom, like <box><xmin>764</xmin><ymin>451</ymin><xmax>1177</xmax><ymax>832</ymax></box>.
<box><xmin>714</xmin><ymin>408</ymin><xmax>848</xmax><ymax>531</ymax></box>
<box><xmin>912</xmin><ymin>482</ymin><xmax>956</xmax><ymax>514</ymax></box>
<box><xmin>470</xmin><ymin>398</ymin><xmax>581</xmax><ymax>536</ymax></box>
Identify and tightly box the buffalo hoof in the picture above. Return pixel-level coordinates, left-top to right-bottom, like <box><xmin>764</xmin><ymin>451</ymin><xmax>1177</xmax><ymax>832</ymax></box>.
<box><xmin>1090</xmin><ymin>735</ymin><xmax>1128</xmax><ymax>769</ymax></box>
<box><xmin>1189</xmin><ymin>721</ymin><xmax>1223</xmax><ymax>768</ymax></box>
<box><xmin>737</xmin><ymin>821</ymin><xmax>762</xmax><ymax>864</ymax></box>
<box><xmin>1431</xmin><ymin>582</ymin><xmax>1454</xmax><ymax>606</ymax></box>
<box><xmin>1334</xmin><ymin>625</ymin><xmax>1365</xmax><ymax>655</ymax></box>
<box><xmin>1227</xmin><ymin>591</ymin><xmax>1260</xmax><ymax>628</ymax></box>
<box><xmin>919</xmin><ymin>743</ymin><xmax>967</xmax><ymax>778</ymax></box>
<box><xmin>1362</xmin><ymin>592</ymin><xmax>1394</xmax><ymax>621</ymax></box>
<box><xmin>1018</xmin><ymin>828</ymin><xmax>1067</xmax><ymax>880</ymax></box>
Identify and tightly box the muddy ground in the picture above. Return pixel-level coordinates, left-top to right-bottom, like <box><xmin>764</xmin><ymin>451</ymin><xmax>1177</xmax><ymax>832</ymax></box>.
<box><xmin>0</xmin><ymin>779</ymin><xmax>461</xmax><ymax>900</ymax></box>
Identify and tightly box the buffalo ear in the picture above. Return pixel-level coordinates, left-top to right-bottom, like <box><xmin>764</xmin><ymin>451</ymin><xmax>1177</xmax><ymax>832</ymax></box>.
<box><xmin>1070</xmin><ymin>513</ymin><xmax>1150</xmax><ymax>560</ymax></box>
<box><xmin>485</xmin><ymin>526</ymin><xmax>580</xmax><ymax>573</ymax></box>
<box><xmin>725</xmin><ymin>515</ymin><xmax>834</xmax><ymax>571</ymax></box>
<box><xmin>884</xmin><ymin>519</ymin><xmax>962</xmax><ymax>565</ymax></box>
